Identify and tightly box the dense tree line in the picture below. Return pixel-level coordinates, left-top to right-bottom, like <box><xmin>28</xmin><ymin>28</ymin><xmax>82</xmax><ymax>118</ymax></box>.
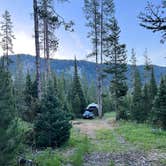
<box><xmin>118</xmin><ymin>52</ymin><xmax>166</xmax><ymax>129</ymax></box>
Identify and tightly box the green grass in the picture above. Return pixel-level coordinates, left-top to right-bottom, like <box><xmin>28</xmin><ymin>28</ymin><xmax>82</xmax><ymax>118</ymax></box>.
<box><xmin>68</xmin><ymin>128</ymin><xmax>91</xmax><ymax>166</ymax></box>
<box><xmin>89</xmin><ymin>116</ymin><xmax>166</xmax><ymax>153</ymax></box>
<box><xmin>68</xmin><ymin>128</ymin><xmax>89</xmax><ymax>148</ymax></box>
<box><xmin>115</xmin><ymin>121</ymin><xmax>166</xmax><ymax>151</ymax></box>
<box><xmin>70</xmin><ymin>135</ymin><xmax>90</xmax><ymax>166</ymax></box>
<box><xmin>109</xmin><ymin>160</ymin><xmax>115</xmax><ymax>166</ymax></box>
<box><xmin>160</xmin><ymin>159</ymin><xmax>166</xmax><ymax>165</ymax></box>
<box><xmin>33</xmin><ymin>149</ymin><xmax>63</xmax><ymax>166</ymax></box>
<box><xmin>104</xmin><ymin>112</ymin><xmax>116</xmax><ymax>119</ymax></box>
<box><xmin>24</xmin><ymin>114</ymin><xmax>166</xmax><ymax>165</ymax></box>
<box><xmin>92</xmin><ymin>129</ymin><xmax>126</xmax><ymax>152</ymax></box>
<box><xmin>25</xmin><ymin>128</ymin><xmax>91</xmax><ymax>166</ymax></box>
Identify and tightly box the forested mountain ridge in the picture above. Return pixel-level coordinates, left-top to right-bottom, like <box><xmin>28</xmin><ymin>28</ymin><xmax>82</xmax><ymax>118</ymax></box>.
<box><xmin>9</xmin><ymin>54</ymin><xmax>165</xmax><ymax>85</ymax></box>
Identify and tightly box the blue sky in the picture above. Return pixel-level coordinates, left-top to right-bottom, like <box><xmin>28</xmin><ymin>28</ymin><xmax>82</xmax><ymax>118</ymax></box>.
<box><xmin>0</xmin><ymin>0</ymin><xmax>165</xmax><ymax>66</ymax></box>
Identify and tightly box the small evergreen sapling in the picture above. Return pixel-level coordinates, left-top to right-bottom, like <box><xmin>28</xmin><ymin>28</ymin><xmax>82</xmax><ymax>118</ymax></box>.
<box><xmin>35</xmin><ymin>78</ymin><xmax>72</xmax><ymax>148</ymax></box>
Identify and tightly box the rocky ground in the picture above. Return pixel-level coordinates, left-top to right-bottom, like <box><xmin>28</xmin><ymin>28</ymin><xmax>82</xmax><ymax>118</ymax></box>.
<box><xmin>84</xmin><ymin>151</ymin><xmax>166</xmax><ymax>166</ymax></box>
<box><xmin>72</xmin><ymin>118</ymin><xmax>166</xmax><ymax>166</ymax></box>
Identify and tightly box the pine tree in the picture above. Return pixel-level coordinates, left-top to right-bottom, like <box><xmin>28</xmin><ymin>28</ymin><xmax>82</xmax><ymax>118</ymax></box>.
<box><xmin>0</xmin><ymin>65</ymin><xmax>19</xmax><ymax>166</ymax></box>
<box><xmin>15</xmin><ymin>55</ymin><xmax>25</xmax><ymax>92</ymax></box>
<box><xmin>130</xmin><ymin>48</ymin><xmax>137</xmax><ymax>89</ymax></box>
<box><xmin>35</xmin><ymin>78</ymin><xmax>71</xmax><ymax>148</ymax></box>
<box><xmin>84</xmin><ymin>0</ymin><xmax>115</xmax><ymax>118</ymax></box>
<box><xmin>87</xmin><ymin>80</ymin><xmax>97</xmax><ymax>103</ymax></box>
<box><xmin>70</xmin><ymin>58</ymin><xmax>86</xmax><ymax>117</ymax></box>
<box><xmin>56</xmin><ymin>73</ymin><xmax>68</xmax><ymax>112</ymax></box>
<box><xmin>81</xmin><ymin>73</ymin><xmax>90</xmax><ymax>105</ymax></box>
<box><xmin>143</xmin><ymin>49</ymin><xmax>152</xmax><ymax>84</ymax></box>
<box><xmin>142</xmin><ymin>83</ymin><xmax>151</xmax><ymax>122</ymax></box>
<box><xmin>148</xmin><ymin>66</ymin><xmax>158</xmax><ymax>121</ymax></box>
<box><xmin>72</xmin><ymin>94</ymin><xmax>81</xmax><ymax>117</ymax></box>
<box><xmin>104</xmin><ymin>19</ymin><xmax>128</xmax><ymax>120</ymax></box>
<box><xmin>131</xmin><ymin>69</ymin><xmax>143</xmax><ymax>122</ymax></box>
<box><xmin>118</xmin><ymin>94</ymin><xmax>132</xmax><ymax>120</ymax></box>
<box><xmin>14</xmin><ymin>55</ymin><xmax>25</xmax><ymax>116</ymax></box>
<box><xmin>22</xmin><ymin>73</ymin><xmax>38</xmax><ymax>123</ymax></box>
<box><xmin>152</xmin><ymin>76</ymin><xmax>166</xmax><ymax>129</ymax></box>
<box><xmin>149</xmin><ymin>66</ymin><xmax>157</xmax><ymax>101</ymax></box>
<box><xmin>0</xmin><ymin>10</ymin><xmax>15</xmax><ymax>68</ymax></box>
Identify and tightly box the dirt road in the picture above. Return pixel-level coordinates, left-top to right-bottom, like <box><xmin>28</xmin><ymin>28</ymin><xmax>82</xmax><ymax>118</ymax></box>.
<box><xmin>71</xmin><ymin>117</ymin><xmax>166</xmax><ymax>166</ymax></box>
<box><xmin>72</xmin><ymin>118</ymin><xmax>115</xmax><ymax>138</ymax></box>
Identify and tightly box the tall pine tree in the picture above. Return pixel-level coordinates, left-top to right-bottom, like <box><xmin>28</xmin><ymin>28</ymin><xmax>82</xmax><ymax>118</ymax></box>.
<box><xmin>152</xmin><ymin>76</ymin><xmax>166</xmax><ymax>129</ymax></box>
<box><xmin>0</xmin><ymin>65</ymin><xmax>19</xmax><ymax>166</ymax></box>
<box><xmin>84</xmin><ymin>0</ymin><xmax>115</xmax><ymax>118</ymax></box>
<box><xmin>130</xmin><ymin>48</ymin><xmax>137</xmax><ymax>89</ymax></box>
<box><xmin>0</xmin><ymin>10</ymin><xmax>15</xmax><ymax>68</ymax></box>
<box><xmin>22</xmin><ymin>73</ymin><xmax>38</xmax><ymax>123</ymax></box>
<box><xmin>131</xmin><ymin>69</ymin><xmax>143</xmax><ymax>122</ymax></box>
<box><xmin>104</xmin><ymin>18</ymin><xmax>128</xmax><ymax>120</ymax></box>
<box><xmin>70</xmin><ymin>57</ymin><xmax>86</xmax><ymax>117</ymax></box>
<box><xmin>142</xmin><ymin>83</ymin><xmax>151</xmax><ymax>122</ymax></box>
<box><xmin>14</xmin><ymin>55</ymin><xmax>25</xmax><ymax>117</ymax></box>
<box><xmin>149</xmin><ymin>66</ymin><xmax>157</xmax><ymax>101</ymax></box>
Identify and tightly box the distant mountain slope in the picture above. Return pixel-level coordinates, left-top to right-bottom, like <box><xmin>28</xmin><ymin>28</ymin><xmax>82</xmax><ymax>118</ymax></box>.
<box><xmin>9</xmin><ymin>54</ymin><xmax>166</xmax><ymax>85</ymax></box>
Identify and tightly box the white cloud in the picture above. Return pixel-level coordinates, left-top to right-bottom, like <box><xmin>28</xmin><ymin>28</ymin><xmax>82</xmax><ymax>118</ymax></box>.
<box><xmin>13</xmin><ymin>31</ymin><xmax>35</xmax><ymax>55</ymax></box>
<box><xmin>9</xmin><ymin>30</ymin><xmax>166</xmax><ymax>67</ymax></box>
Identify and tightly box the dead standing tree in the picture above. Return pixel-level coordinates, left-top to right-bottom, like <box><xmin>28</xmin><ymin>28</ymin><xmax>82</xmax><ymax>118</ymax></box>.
<box><xmin>33</xmin><ymin>0</ymin><xmax>41</xmax><ymax>99</ymax></box>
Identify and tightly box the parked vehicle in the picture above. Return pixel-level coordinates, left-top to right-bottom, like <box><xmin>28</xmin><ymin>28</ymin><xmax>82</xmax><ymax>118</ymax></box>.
<box><xmin>86</xmin><ymin>103</ymin><xmax>99</xmax><ymax>116</ymax></box>
<box><xmin>82</xmin><ymin>110</ymin><xmax>94</xmax><ymax>119</ymax></box>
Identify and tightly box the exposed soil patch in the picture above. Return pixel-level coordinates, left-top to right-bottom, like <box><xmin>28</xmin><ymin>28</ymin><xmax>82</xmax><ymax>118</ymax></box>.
<box><xmin>72</xmin><ymin>119</ymin><xmax>166</xmax><ymax>166</ymax></box>
<box><xmin>72</xmin><ymin>119</ymin><xmax>113</xmax><ymax>138</ymax></box>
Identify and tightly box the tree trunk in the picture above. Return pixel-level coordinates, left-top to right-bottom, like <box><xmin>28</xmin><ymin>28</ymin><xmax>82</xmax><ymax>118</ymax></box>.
<box><xmin>114</xmin><ymin>46</ymin><xmax>119</xmax><ymax>120</ymax></box>
<box><xmin>93</xmin><ymin>1</ymin><xmax>101</xmax><ymax>118</ymax></box>
<box><xmin>33</xmin><ymin>0</ymin><xmax>41</xmax><ymax>99</ymax></box>
<box><xmin>43</xmin><ymin>0</ymin><xmax>50</xmax><ymax>81</ymax></box>
<box><xmin>98</xmin><ymin>0</ymin><xmax>104</xmax><ymax>118</ymax></box>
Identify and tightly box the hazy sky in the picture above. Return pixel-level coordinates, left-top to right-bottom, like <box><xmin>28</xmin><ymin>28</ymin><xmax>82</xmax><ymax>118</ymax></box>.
<box><xmin>0</xmin><ymin>0</ymin><xmax>165</xmax><ymax>66</ymax></box>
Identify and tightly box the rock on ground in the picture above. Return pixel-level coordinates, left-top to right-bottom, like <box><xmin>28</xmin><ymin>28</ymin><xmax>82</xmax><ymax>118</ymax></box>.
<box><xmin>83</xmin><ymin>151</ymin><xmax>166</xmax><ymax>166</ymax></box>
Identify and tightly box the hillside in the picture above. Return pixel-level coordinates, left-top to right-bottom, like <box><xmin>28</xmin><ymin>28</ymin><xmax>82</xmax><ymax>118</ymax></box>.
<box><xmin>9</xmin><ymin>54</ymin><xmax>166</xmax><ymax>85</ymax></box>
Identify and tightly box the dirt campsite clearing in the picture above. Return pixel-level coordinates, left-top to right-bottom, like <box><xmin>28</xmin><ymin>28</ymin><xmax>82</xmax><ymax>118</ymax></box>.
<box><xmin>70</xmin><ymin>112</ymin><xmax>166</xmax><ymax>166</ymax></box>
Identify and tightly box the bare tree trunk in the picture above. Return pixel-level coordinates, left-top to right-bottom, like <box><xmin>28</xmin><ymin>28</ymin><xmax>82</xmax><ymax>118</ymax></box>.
<box><xmin>43</xmin><ymin>5</ymin><xmax>47</xmax><ymax>82</ymax></box>
<box><xmin>33</xmin><ymin>0</ymin><xmax>41</xmax><ymax>99</ymax></box>
<box><xmin>43</xmin><ymin>0</ymin><xmax>51</xmax><ymax>81</ymax></box>
<box><xmin>98</xmin><ymin>0</ymin><xmax>103</xmax><ymax>118</ymax></box>
<box><xmin>46</xmin><ymin>20</ymin><xmax>50</xmax><ymax>78</ymax></box>
<box><xmin>93</xmin><ymin>0</ymin><xmax>103</xmax><ymax>118</ymax></box>
<box><xmin>114</xmin><ymin>46</ymin><xmax>119</xmax><ymax>121</ymax></box>
<box><xmin>93</xmin><ymin>0</ymin><xmax>101</xmax><ymax>118</ymax></box>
